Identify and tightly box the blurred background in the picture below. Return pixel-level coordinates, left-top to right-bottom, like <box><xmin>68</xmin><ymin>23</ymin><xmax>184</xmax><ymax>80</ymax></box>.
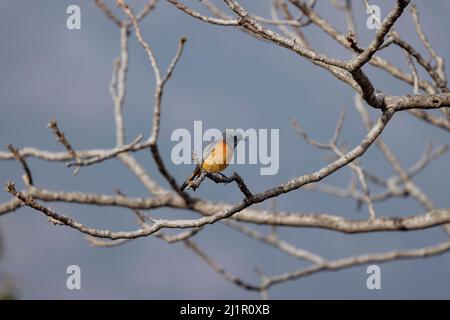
<box><xmin>0</xmin><ymin>0</ymin><xmax>449</xmax><ymax>299</ymax></box>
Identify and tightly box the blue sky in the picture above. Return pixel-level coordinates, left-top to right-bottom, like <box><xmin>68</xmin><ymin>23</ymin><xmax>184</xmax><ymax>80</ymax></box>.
<box><xmin>0</xmin><ymin>0</ymin><xmax>449</xmax><ymax>298</ymax></box>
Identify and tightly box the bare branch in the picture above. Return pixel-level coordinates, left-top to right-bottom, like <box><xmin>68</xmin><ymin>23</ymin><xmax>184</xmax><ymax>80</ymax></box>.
<box><xmin>410</xmin><ymin>4</ymin><xmax>447</xmax><ymax>86</ymax></box>
<box><xmin>271</xmin><ymin>0</ymin><xmax>308</xmax><ymax>47</ymax></box>
<box><xmin>404</xmin><ymin>48</ymin><xmax>420</xmax><ymax>95</ymax></box>
<box><xmin>349</xmin><ymin>0</ymin><xmax>411</xmax><ymax>71</ymax></box>
<box><xmin>0</xmin><ymin>198</ymin><xmax>22</xmax><ymax>216</ymax></box>
<box><xmin>47</xmin><ymin>120</ymin><xmax>82</xmax><ymax>174</ymax></box>
<box><xmin>94</xmin><ymin>0</ymin><xmax>122</xmax><ymax>27</ymax></box>
<box><xmin>184</xmin><ymin>239</ymin><xmax>261</xmax><ymax>291</ymax></box>
<box><xmin>111</xmin><ymin>24</ymin><xmax>129</xmax><ymax>146</ymax></box>
<box><xmin>290</xmin><ymin>117</ymin><xmax>329</xmax><ymax>149</ymax></box>
<box><xmin>87</xmin><ymin>188</ymin><xmax>201</xmax><ymax>247</ymax></box>
<box><xmin>135</xmin><ymin>0</ymin><xmax>159</xmax><ymax>22</ymax></box>
<box><xmin>67</xmin><ymin>135</ymin><xmax>143</xmax><ymax>168</ymax></box>
<box><xmin>354</xmin><ymin>95</ymin><xmax>437</xmax><ymax>218</ymax></box>
<box><xmin>293</xmin><ymin>111</ymin><xmax>377</xmax><ymax>219</ymax></box>
<box><xmin>408</xmin><ymin>109</ymin><xmax>450</xmax><ymax>132</ymax></box>
<box><xmin>391</xmin><ymin>33</ymin><xmax>447</xmax><ymax>92</ymax></box>
<box><xmin>6</xmin><ymin>182</ymin><xmax>450</xmax><ymax>235</ymax></box>
<box><xmin>94</xmin><ymin>0</ymin><xmax>159</xmax><ymax>27</ymax></box>
<box><xmin>206</xmin><ymin>172</ymin><xmax>253</xmax><ymax>199</ymax></box>
<box><xmin>405</xmin><ymin>144</ymin><xmax>448</xmax><ymax>178</ymax></box>
<box><xmin>118</xmin><ymin>1</ymin><xmax>189</xmax><ymax>201</ymax></box>
<box><xmin>203</xmin><ymin>0</ymin><xmax>347</xmax><ymax>70</ymax></box>
<box><xmin>6</xmin><ymin>144</ymin><xmax>33</xmax><ymax>186</ymax></box>
<box><xmin>167</xmin><ymin>0</ymin><xmax>240</xmax><ymax>26</ymax></box>
<box><xmin>330</xmin><ymin>110</ymin><xmax>346</xmax><ymax>145</ymax></box>
<box><xmin>224</xmin><ymin>220</ymin><xmax>324</xmax><ymax>264</ymax></box>
<box><xmin>118</xmin><ymin>0</ymin><xmax>161</xmax><ymax>83</ymax></box>
<box><xmin>262</xmin><ymin>240</ymin><xmax>450</xmax><ymax>290</ymax></box>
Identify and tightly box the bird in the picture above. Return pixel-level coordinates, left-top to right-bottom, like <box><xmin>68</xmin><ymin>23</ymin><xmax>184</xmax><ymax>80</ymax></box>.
<box><xmin>180</xmin><ymin>129</ymin><xmax>245</xmax><ymax>191</ymax></box>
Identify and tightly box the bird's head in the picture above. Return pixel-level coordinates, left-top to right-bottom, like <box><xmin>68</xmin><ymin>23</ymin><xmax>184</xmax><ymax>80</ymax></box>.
<box><xmin>223</xmin><ymin>129</ymin><xmax>246</xmax><ymax>148</ymax></box>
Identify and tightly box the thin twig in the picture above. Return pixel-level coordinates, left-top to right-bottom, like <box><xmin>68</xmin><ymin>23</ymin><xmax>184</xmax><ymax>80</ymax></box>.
<box><xmin>184</xmin><ymin>239</ymin><xmax>261</xmax><ymax>291</ymax></box>
<box><xmin>118</xmin><ymin>1</ymin><xmax>190</xmax><ymax>201</ymax></box>
<box><xmin>206</xmin><ymin>172</ymin><xmax>254</xmax><ymax>199</ymax></box>
<box><xmin>47</xmin><ymin>120</ymin><xmax>81</xmax><ymax>175</ymax></box>
<box><xmin>5</xmin><ymin>183</ymin><xmax>450</xmax><ymax>233</ymax></box>
<box><xmin>67</xmin><ymin>135</ymin><xmax>143</xmax><ymax>167</ymax></box>
<box><xmin>262</xmin><ymin>240</ymin><xmax>450</xmax><ymax>290</ymax></box>
<box><xmin>94</xmin><ymin>0</ymin><xmax>122</xmax><ymax>27</ymax></box>
<box><xmin>410</xmin><ymin>4</ymin><xmax>447</xmax><ymax>86</ymax></box>
<box><xmin>404</xmin><ymin>49</ymin><xmax>420</xmax><ymax>95</ymax></box>
<box><xmin>6</xmin><ymin>144</ymin><xmax>33</xmax><ymax>186</ymax></box>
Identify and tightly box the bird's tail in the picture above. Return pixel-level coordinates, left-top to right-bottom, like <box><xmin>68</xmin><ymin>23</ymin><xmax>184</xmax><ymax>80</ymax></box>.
<box><xmin>180</xmin><ymin>166</ymin><xmax>201</xmax><ymax>191</ymax></box>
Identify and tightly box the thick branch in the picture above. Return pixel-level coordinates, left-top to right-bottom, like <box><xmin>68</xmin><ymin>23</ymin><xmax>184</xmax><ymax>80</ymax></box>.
<box><xmin>349</xmin><ymin>0</ymin><xmax>411</xmax><ymax>71</ymax></box>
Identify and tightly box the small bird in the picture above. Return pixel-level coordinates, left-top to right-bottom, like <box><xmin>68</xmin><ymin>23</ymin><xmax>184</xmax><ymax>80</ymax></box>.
<box><xmin>180</xmin><ymin>129</ymin><xmax>245</xmax><ymax>191</ymax></box>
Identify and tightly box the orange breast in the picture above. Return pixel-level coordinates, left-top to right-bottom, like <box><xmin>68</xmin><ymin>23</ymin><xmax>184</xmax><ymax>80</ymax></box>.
<box><xmin>202</xmin><ymin>141</ymin><xmax>233</xmax><ymax>173</ymax></box>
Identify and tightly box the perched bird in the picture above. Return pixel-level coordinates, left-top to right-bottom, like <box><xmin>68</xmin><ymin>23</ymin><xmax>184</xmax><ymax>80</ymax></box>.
<box><xmin>180</xmin><ymin>129</ymin><xmax>245</xmax><ymax>191</ymax></box>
